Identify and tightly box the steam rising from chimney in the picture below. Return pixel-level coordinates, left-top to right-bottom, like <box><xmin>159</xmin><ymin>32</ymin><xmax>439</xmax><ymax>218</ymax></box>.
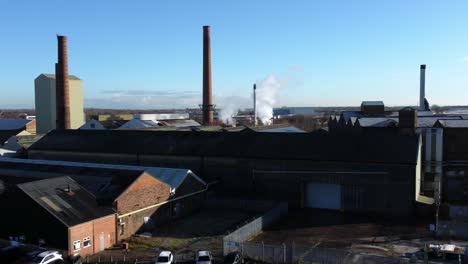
<box><xmin>256</xmin><ymin>75</ymin><xmax>281</xmax><ymax>125</ymax></box>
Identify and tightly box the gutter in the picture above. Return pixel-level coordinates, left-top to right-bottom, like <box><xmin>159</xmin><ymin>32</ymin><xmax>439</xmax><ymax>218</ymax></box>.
<box><xmin>118</xmin><ymin>184</ymin><xmax>209</xmax><ymax>219</ymax></box>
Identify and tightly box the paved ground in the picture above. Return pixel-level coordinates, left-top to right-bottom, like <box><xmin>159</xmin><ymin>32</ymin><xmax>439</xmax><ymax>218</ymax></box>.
<box><xmin>251</xmin><ymin>209</ymin><xmax>468</xmax><ymax>262</ymax></box>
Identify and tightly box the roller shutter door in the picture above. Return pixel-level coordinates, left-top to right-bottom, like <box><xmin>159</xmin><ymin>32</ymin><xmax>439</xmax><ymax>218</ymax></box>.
<box><xmin>306</xmin><ymin>183</ymin><xmax>341</xmax><ymax>209</ymax></box>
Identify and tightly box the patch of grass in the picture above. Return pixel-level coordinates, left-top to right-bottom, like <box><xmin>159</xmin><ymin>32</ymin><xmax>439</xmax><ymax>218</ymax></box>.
<box><xmin>128</xmin><ymin>236</ymin><xmax>198</xmax><ymax>251</ymax></box>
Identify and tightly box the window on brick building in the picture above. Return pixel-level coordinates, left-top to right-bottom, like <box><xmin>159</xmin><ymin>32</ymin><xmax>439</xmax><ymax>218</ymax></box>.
<box><xmin>73</xmin><ymin>240</ymin><xmax>81</xmax><ymax>251</ymax></box>
<box><xmin>83</xmin><ymin>237</ymin><xmax>91</xmax><ymax>248</ymax></box>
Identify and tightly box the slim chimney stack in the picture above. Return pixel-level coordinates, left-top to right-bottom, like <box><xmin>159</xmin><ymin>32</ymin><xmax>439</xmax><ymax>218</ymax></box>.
<box><xmin>419</xmin><ymin>64</ymin><xmax>426</xmax><ymax>111</ymax></box>
<box><xmin>253</xmin><ymin>84</ymin><xmax>257</xmax><ymax>126</ymax></box>
<box><xmin>56</xmin><ymin>35</ymin><xmax>71</xmax><ymax>130</ymax></box>
<box><xmin>202</xmin><ymin>26</ymin><xmax>214</xmax><ymax>126</ymax></box>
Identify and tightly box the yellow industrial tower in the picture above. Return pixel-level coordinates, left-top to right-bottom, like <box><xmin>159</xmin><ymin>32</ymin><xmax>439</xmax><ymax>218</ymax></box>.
<box><xmin>34</xmin><ymin>74</ymin><xmax>84</xmax><ymax>134</ymax></box>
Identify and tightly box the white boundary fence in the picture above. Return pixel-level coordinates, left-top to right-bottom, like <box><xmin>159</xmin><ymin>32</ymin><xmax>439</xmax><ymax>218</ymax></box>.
<box><xmin>223</xmin><ymin>201</ymin><xmax>288</xmax><ymax>255</ymax></box>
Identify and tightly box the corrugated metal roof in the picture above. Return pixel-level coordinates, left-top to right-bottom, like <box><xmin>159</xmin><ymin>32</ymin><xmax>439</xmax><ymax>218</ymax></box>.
<box><xmin>0</xmin><ymin>157</ymin><xmax>206</xmax><ymax>197</ymax></box>
<box><xmin>118</xmin><ymin>119</ymin><xmax>160</xmax><ymax>129</ymax></box>
<box><xmin>357</xmin><ymin>118</ymin><xmax>398</xmax><ymax>127</ymax></box>
<box><xmin>17</xmin><ymin>177</ymin><xmax>115</xmax><ymax>227</ymax></box>
<box><xmin>357</xmin><ymin>116</ymin><xmax>462</xmax><ymax>128</ymax></box>
<box><xmin>435</xmin><ymin>120</ymin><xmax>468</xmax><ymax>128</ymax></box>
<box><xmin>159</xmin><ymin>119</ymin><xmax>201</xmax><ymax>128</ymax></box>
<box><xmin>254</xmin><ymin>126</ymin><xmax>304</xmax><ymax>133</ymax></box>
<box><xmin>0</xmin><ymin>120</ymin><xmax>31</xmax><ymax>130</ymax></box>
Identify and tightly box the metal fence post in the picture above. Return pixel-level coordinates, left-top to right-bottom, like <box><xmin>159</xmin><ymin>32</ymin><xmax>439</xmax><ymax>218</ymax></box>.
<box><xmin>262</xmin><ymin>241</ymin><xmax>265</xmax><ymax>262</ymax></box>
<box><xmin>283</xmin><ymin>243</ymin><xmax>286</xmax><ymax>263</ymax></box>
<box><xmin>292</xmin><ymin>241</ymin><xmax>295</xmax><ymax>264</ymax></box>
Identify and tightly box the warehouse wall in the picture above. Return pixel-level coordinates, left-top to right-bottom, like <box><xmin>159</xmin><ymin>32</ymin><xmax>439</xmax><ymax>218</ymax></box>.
<box><xmin>28</xmin><ymin>150</ymin><xmax>417</xmax><ymax>216</ymax></box>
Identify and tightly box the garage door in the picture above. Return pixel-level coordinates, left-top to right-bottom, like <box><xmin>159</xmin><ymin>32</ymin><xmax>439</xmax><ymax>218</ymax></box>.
<box><xmin>306</xmin><ymin>183</ymin><xmax>341</xmax><ymax>209</ymax></box>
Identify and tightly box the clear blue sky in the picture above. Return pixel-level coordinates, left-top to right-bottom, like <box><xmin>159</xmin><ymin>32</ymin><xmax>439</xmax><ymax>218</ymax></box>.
<box><xmin>1</xmin><ymin>0</ymin><xmax>468</xmax><ymax>109</ymax></box>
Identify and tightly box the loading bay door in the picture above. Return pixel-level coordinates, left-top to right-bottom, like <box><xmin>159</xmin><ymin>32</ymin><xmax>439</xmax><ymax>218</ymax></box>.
<box><xmin>306</xmin><ymin>183</ymin><xmax>342</xmax><ymax>210</ymax></box>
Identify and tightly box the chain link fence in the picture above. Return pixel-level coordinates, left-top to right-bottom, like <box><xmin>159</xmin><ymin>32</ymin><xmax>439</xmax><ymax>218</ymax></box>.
<box><xmin>223</xmin><ymin>202</ymin><xmax>288</xmax><ymax>255</ymax></box>
<box><xmin>225</xmin><ymin>241</ymin><xmax>446</xmax><ymax>264</ymax></box>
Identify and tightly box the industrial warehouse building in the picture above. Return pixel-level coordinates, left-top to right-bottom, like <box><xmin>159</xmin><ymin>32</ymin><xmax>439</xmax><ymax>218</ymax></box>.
<box><xmin>28</xmin><ymin>126</ymin><xmax>421</xmax><ymax>216</ymax></box>
<box><xmin>0</xmin><ymin>158</ymin><xmax>207</xmax><ymax>255</ymax></box>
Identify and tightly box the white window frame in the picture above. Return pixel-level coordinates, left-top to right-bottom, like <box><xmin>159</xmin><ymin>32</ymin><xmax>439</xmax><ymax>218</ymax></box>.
<box><xmin>73</xmin><ymin>240</ymin><xmax>81</xmax><ymax>251</ymax></box>
<box><xmin>83</xmin><ymin>237</ymin><xmax>91</xmax><ymax>248</ymax></box>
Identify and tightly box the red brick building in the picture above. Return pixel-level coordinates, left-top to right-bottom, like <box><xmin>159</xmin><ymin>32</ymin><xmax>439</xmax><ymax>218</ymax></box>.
<box><xmin>17</xmin><ymin>177</ymin><xmax>116</xmax><ymax>256</ymax></box>
<box><xmin>0</xmin><ymin>158</ymin><xmax>207</xmax><ymax>256</ymax></box>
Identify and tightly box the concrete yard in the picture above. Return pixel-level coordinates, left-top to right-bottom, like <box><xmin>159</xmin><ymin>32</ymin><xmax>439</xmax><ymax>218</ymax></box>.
<box><xmin>250</xmin><ymin>209</ymin><xmax>459</xmax><ymax>258</ymax></box>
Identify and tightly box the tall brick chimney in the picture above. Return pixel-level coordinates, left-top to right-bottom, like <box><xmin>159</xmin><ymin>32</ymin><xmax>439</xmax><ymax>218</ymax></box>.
<box><xmin>55</xmin><ymin>35</ymin><xmax>71</xmax><ymax>130</ymax></box>
<box><xmin>202</xmin><ymin>26</ymin><xmax>214</xmax><ymax>126</ymax></box>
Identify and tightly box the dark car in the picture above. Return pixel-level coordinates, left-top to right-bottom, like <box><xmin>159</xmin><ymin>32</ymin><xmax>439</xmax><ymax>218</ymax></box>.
<box><xmin>223</xmin><ymin>252</ymin><xmax>241</xmax><ymax>264</ymax></box>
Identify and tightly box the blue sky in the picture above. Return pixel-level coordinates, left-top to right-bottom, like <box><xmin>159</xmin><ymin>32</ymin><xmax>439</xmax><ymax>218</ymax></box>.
<box><xmin>1</xmin><ymin>0</ymin><xmax>468</xmax><ymax>109</ymax></box>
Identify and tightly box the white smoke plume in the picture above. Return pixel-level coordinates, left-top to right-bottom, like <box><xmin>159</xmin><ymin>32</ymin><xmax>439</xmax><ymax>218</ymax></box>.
<box><xmin>256</xmin><ymin>75</ymin><xmax>282</xmax><ymax>125</ymax></box>
<box><xmin>219</xmin><ymin>103</ymin><xmax>236</xmax><ymax>125</ymax></box>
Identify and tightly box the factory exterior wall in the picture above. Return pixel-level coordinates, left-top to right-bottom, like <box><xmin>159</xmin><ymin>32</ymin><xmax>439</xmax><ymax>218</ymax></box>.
<box><xmin>115</xmin><ymin>172</ymin><xmax>171</xmax><ymax>214</ymax></box>
<box><xmin>443</xmin><ymin>128</ymin><xmax>468</xmax><ymax>162</ymax></box>
<box><xmin>27</xmin><ymin>151</ymin><xmax>416</xmax><ymax>216</ymax></box>
<box><xmin>69</xmin><ymin>79</ymin><xmax>85</xmax><ymax>129</ymax></box>
<box><xmin>35</xmin><ymin>75</ymin><xmax>56</xmax><ymax>134</ymax></box>
<box><xmin>25</xmin><ymin>119</ymin><xmax>37</xmax><ymax>134</ymax></box>
<box><xmin>115</xmin><ymin>172</ymin><xmax>171</xmax><ymax>240</ymax></box>
<box><xmin>68</xmin><ymin>214</ymin><xmax>116</xmax><ymax>256</ymax></box>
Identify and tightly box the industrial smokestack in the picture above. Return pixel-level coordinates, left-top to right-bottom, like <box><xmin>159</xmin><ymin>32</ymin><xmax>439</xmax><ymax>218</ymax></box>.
<box><xmin>253</xmin><ymin>84</ymin><xmax>257</xmax><ymax>126</ymax></box>
<box><xmin>419</xmin><ymin>64</ymin><xmax>426</xmax><ymax>111</ymax></box>
<box><xmin>55</xmin><ymin>35</ymin><xmax>71</xmax><ymax>130</ymax></box>
<box><xmin>202</xmin><ymin>26</ymin><xmax>214</xmax><ymax>126</ymax></box>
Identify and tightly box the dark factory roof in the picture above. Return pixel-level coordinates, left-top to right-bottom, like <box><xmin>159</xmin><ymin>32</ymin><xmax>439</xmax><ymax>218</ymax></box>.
<box><xmin>29</xmin><ymin>129</ymin><xmax>421</xmax><ymax>164</ymax></box>
<box><xmin>355</xmin><ymin>116</ymin><xmax>463</xmax><ymax>128</ymax></box>
<box><xmin>17</xmin><ymin>177</ymin><xmax>115</xmax><ymax>227</ymax></box>
<box><xmin>0</xmin><ymin>119</ymin><xmax>31</xmax><ymax>130</ymax></box>
<box><xmin>435</xmin><ymin>119</ymin><xmax>468</xmax><ymax>128</ymax></box>
<box><xmin>0</xmin><ymin>129</ymin><xmax>23</xmax><ymax>145</ymax></box>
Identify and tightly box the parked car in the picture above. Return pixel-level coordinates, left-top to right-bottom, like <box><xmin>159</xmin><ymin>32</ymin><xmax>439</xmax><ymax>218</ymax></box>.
<box><xmin>196</xmin><ymin>251</ymin><xmax>214</xmax><ymax>264</ymax></box>
<box><xmin>27</xmin><ymin>250</ymin><xmax>63</xmax><ymax>264</ymax></box>
<box><xmin>223</xmin><ymin>252</ymin><xmax>241</xmax><ymax>264</ymax></box>
<box><xmin>155</xmin><ymin>251</ymin><xmax>175</xmax><ymax>264</ymax></box>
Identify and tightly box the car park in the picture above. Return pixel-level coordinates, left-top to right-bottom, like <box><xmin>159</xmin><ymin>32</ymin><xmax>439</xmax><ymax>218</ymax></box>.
<box><xmin>0</xmin><ymin>245</ymin><xmax>28</xmax><ymax>263</ymax></box>
<box><xmin>155</xmin><ymin>251</ymin><xmax>175</xmax><ymax>264</ymax></box>
<box><xmin>196</xmin><ymin>250</ymin><xmax>214</xmax><ymax>264</ymax></box>
<box><xmin>26</xmin><ymin>250</ymin><xmax>63</xmax><ymax>264</ymax></box>
<box><xmin>223</xmin><ymin>252</ymin><xmax>241</xmax><ymax>264</ymax></box>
